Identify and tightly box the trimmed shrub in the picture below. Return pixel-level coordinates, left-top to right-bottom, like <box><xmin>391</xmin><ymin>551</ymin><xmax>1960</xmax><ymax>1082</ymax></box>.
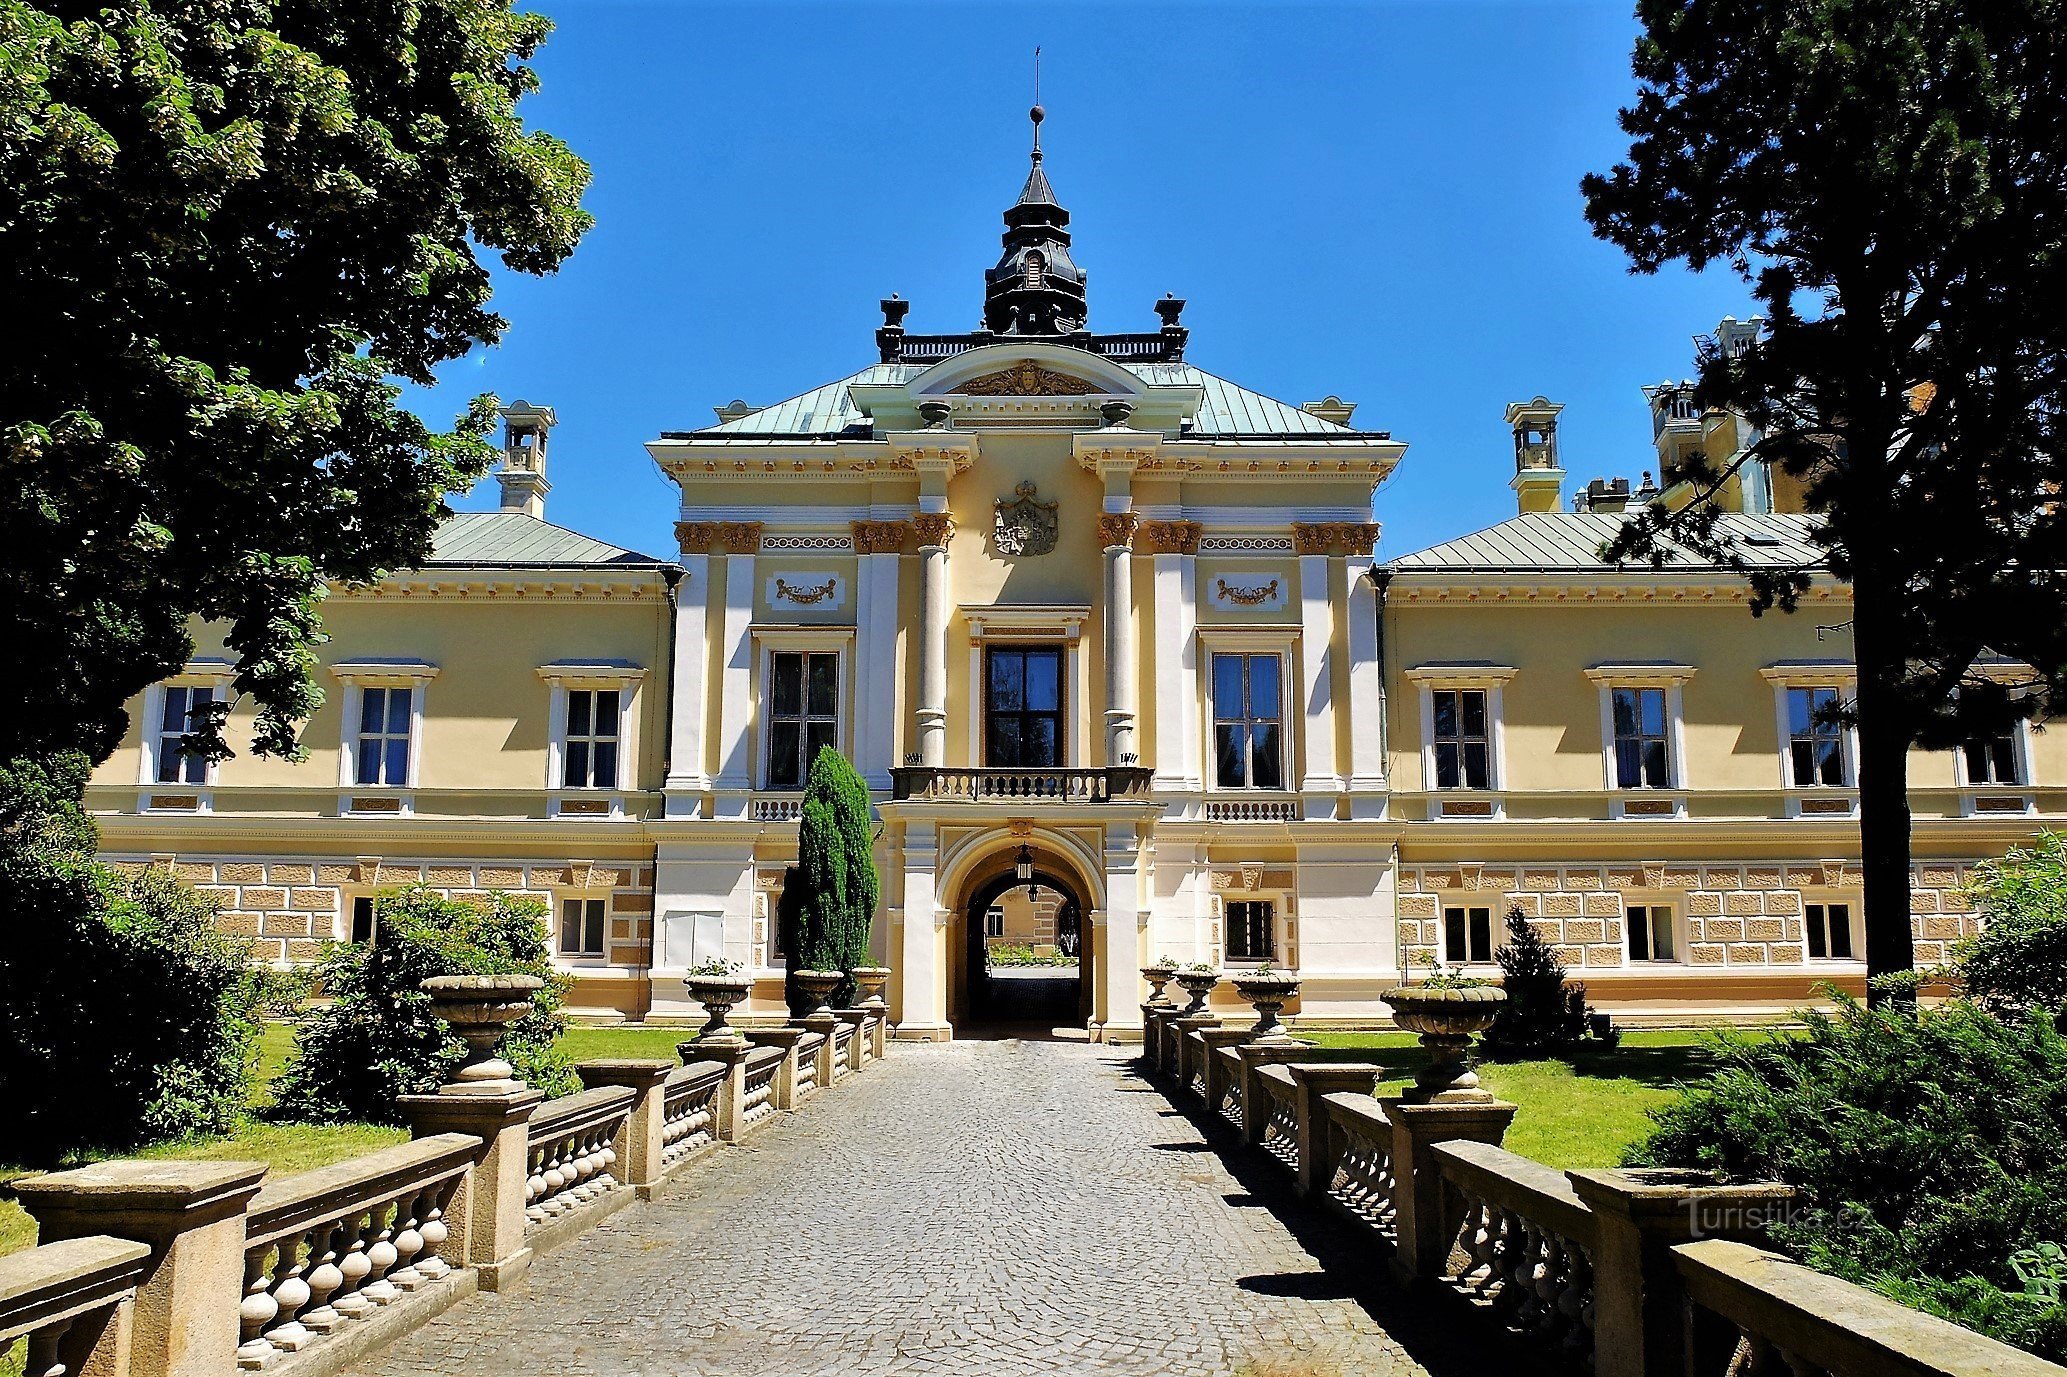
<box><xmin>0</xmin><ymin>751</ymin><xmax>260</xmax><ymax>1163</ymax></box>
<box><xmin>274</xmin><ymin>888</ymin><xmax>573</xmax><ymax>1124</ymax></box>
<box><xmin>1954</xmin><ymin>831</ymin><xmax>2067</xmax><ymax>1021</ymax></box>
<box><xmin>1482</xmin><ymin>907</ymin><xmax>1600</xmax><ymax>1057</ymax></box>
<box><xmin>788</xmin><ymin>748</ymin><xmax>879</xmax><ymax>1006</ymax></box>
<box><xmin>1626</xmin><ymin>997</ymin><xmax>2067</xmax><ymax>1360</ymax></box>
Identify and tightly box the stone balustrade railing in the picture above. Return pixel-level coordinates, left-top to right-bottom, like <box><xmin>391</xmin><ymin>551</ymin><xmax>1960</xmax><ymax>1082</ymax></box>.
<box><xmin>793</xmin><ymin>1031</ymin><xmax>825</xmax><ymax>1097</ymax></box>
<box><xmin>0</xmin><ymin>1235</ymin><xmax>150</xmax><ymax>1377</ymax></box>
<box><xmin>8</xmin><ymin>1006</ymin><xmax>893</xmax><ymax>1377</ymax></box>
<box><xmin>1139</xmin><ymin>1004</ymin><xmax>2067</xmax><ymax>1377</ymax></box>
<box><xmin>524</xmin><ymin>1085</ymin><xmax>634</xmax><ymax>1230</ymax></box>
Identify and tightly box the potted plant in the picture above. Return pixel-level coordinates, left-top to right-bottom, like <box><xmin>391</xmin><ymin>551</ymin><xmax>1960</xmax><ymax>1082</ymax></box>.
<box><xmin>1140</xmin><ymin>957</ymin><xmax>1180</xmax><ymax>1008</ymax></box>
<box><xmin>849</xmin><ymin>965</ymin><xmax>892</xmax><ymax>1014</ymax></box>
<box><xmin>684</xmin><ymin>958</ymin><xmax>755</xmax><ymax>1042</ymax></box>
<box><xmin>1230</xmin><ymin>962</ymin><xmax>1302</xmax><ymax>1041</ymax></box>
<box><xmin>793</xmin><ymin>968</ymin><xmax>844</xmax><ymax>1018</ymax></box>
<box><xmin>1172</xmin><ymin>962</ymin><xmax>1221</xmax><ymax>1016</ymax></box>
<box><xmin>421</xmin><ymin>973</ymin><xmax>544</xmax><ymax>1093</ymax></box>
<box><xmin>1379</xmin><ymin>960</ymin><xmax>1507</xmax><ymax>1103</ymax></box>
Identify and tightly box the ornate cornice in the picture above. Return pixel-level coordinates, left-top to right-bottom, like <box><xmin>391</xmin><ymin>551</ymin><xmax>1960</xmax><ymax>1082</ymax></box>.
<box><xmin>1096</xmin><ymin>511</ymin><xmax>1140</xmax><ymax>551</ymax></box>
<box><xmin>912</xmin><ymin>513</ymin><xmax>957</xmax><ymax>548</ymax></box>
<box><xmin>851</xmin><ymin>519</ymin><xmax>912</xmax><ymax>555</ymax></box>
<box><xmin>1292</xmin><ymin>521</ymin><xmax>1381</xmax><ymax>557</ymax></box>
<box><xmin>1135</xmin><ymin>520</ymin><xmax>1203</xmax><ymax>555</ymax></box>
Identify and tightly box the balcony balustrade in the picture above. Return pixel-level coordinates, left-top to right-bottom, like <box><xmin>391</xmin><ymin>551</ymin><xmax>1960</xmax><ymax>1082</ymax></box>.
<box><xmin>889</xmin><ymin>765</ymin><xmax>1154</xmax><ymax>804</ymax></box>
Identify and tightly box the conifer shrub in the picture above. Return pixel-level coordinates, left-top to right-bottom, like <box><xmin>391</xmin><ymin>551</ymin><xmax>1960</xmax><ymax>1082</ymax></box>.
<box><xmin>275</xmin><ymin>888</ymin><xmax>573</xmax><ymax>1124</ymax></box>
<box><xmin>0</xmin><ymin>752</ymin><xmax>261</xmax><ymax>1163</ymax></box>
<box><xmin>1482</xmin><ymin>906</ymin><xmax>1601</xmax><ymax>1057</ymax></box>
<box><xmin>1953</xmin><ymin>831</ymin><xmax>2067</xmax><ymax>1022</ymax></box>
<box><xmin>1626</xmin><ymin>998</ymin><xmax>2067</xmax><ymax>1361</ymax></box>
<box><xmin>788</xmin><ymin>748</ymin><xmax>879</xmax><ymax>1006</ymax></box>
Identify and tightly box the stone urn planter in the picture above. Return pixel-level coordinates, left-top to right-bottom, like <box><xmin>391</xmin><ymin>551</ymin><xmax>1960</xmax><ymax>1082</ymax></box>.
<box><xmin>422</xmin><ymin>973</ymin><xmax>543</xmax><ymax>1094</ymax></box>
<box><xmin>792</xmin><ymin>968</ymin><xmax>844</xmax><ymax>1018</ymax></box>
<box><xmin>1230</xmin><ymin>970</ymin><xmax>1302</xmax><ymax>1043</ymax></box>
<box><xmin>684</xmin><ymin>970</ymin><xmax>756</xmax><ymax>1043</ymax></box>
<box><xmin>1140</xmin><ymin>962</ymin><xmax>1178</xmax><ymax>1008</ymax></box>
<box><xmin>1172</xmin><ymin>967</ymin><xmax>1221</xmax><ymax>1016</ymax></box>
<box><xmin>1380</xmin><ymin>984</ymin><xmax>1507</xmax><ymax>1103</ymax></box>
<box><xmin>849</xmin><ymin>966</ymin><xmax>892</xmax><ymax>1014</ymax></box>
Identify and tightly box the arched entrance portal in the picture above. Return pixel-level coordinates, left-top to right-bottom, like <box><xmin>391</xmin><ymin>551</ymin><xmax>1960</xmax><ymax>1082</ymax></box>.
<box><xmin>950</xmin><ymin>866</ymin><xmax>1095</xmax><ymax>1035</ymax></box>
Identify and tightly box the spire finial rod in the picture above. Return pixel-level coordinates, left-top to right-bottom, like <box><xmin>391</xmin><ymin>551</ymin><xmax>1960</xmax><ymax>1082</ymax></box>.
<box><xmin>1030</xmin><ymin>47</ymin><xmax>1043</xmax><ymax>163</ymax></box>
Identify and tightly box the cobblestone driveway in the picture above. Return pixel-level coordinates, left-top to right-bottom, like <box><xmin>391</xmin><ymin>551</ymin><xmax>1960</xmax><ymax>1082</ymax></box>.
<box><xmin>357</xmin><ymin>1040</ymin><xmax>1505</xmax><ymax>1377</ymax></box>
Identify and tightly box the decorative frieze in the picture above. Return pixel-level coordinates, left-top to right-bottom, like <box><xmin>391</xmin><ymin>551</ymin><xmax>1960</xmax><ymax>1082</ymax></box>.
<box><xmin>760</xmin><ymin>533</ymin><xmax>854</xmax><ymax>554</ymax></box>
<box><xmin>1197</xmin><ymin>534</ymin><xmax>1295</xmax><ymax>554</ymax></box>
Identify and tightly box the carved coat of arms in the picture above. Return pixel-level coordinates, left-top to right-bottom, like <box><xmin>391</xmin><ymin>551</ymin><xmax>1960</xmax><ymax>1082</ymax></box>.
<box><xmin>993</xmin><ymin>480</ymin><xmax>1059</xmax><ymax>556</ymax></box>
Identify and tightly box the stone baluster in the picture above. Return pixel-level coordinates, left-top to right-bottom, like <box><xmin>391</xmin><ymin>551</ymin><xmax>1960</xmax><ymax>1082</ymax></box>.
<box><xmin>577</xmin><ymin>1059</ymin><xmax>674</xmax><ymax>1198</ymax></box>
<box><xmin>741</xmin><ymin>1030</ymin><xmax>806</xmax><ymax>1110</ymax></box>
<box><xmin>1286</xmin><ymin>1063</ymin><xmax>1382</xmax><ymax>1200</ymax></box>
<box><xmin>296</xmin><ymin>1220</ymin><xmax>346</xmax><ymax>1334</ymax></box>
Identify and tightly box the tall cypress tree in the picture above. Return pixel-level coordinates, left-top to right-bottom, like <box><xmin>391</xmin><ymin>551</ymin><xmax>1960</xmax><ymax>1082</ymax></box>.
<box><xmin>790</xmin><ymin>748</ymin><xmax>879</xmax><ymax>1004</ymax></box>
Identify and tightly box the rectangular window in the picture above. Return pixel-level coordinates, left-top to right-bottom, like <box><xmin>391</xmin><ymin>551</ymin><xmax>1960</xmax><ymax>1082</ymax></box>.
<box><xmin>985</xmin><ymin>646</ymin><xmax>1064</xmax><ymax>768</ymax></box>
<box><xmin>349</xmin><ymin>896</ymin><xmax>376</xmax><ymax>945</ymax></box>
<box><xmin>766</xmin><ymin>652</ymin><xmax>838</xmax><ymax>789</ymax></box>
<box><xmin>1963</xmin><ymin>730</ymin><xmax>2022</xmax><ymax>786</ymax></box>
<box><xmin>1227</xmin><ymin>901</ymin><xmax>1276</xmax><ymax>962</ymax></box>
<box><xmin>1443</xmin><ymin>905</ymin><xmax>1495</xmax><ymax>964</ymax></box>
<box><xmin>1431</xmin><ymin>689</ymin><xmax>1491</xmax><ymax>789</ymax></box>
<box><xmin>1804</xmin><ymin>902</ymin><xmax>1854</xmax><ymax>960</ymax></box>
<box><xmin>155</xmin><ymin>685</ymin><xmax>217</xmax><ymax>784</ymax></box>
<box><xmin>354</xmin><ymin>686</ymin><xmax>413</xmax><ymax>787</ymax></box>
<box><xmin>1787</xmin><ymin>687</ymin><xmax>1848</xmax><ymax>786</ymax></box>
<box><xmin>1627</xmin><ymin>904</ymin><xmax>1677</xmax><ymax>962</ymax></box>
<box><xmin>1212</xmin><ymin>653</ymin><xmax>1284</xmax><ymax>789</ymax></box>
<box><xmin>985</xmin><ymin>906</ymin><xmax>1005</xmax><ymax>939</ymax></box>
<box><xmin>1612</xmin><ymin>687</ymin><xmax>1671</xmax><ymax>789</ymax></box>
<box><xmin>559</xmin><ymin>897</ymin><xmax>606</xmax><ymax>959</ymax></box>
<box><xmin>562</xmin><ymin>688</ymin><xmax>622</xmax><ymax>790</ymax></box>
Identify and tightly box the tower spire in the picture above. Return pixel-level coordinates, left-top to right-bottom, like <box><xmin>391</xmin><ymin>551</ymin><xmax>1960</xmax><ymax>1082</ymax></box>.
<box><xmin>984</xmin><ymin>93</ymin><xmax>1086</xmax><ymax>335</ymax></box>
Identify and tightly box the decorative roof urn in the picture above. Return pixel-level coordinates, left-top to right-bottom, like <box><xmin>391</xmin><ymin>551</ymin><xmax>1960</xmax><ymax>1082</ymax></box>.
<box><xmin>1172</xmin><ymin>967</ymin><xmax>1221</xmax><ymax>1016</ymax></box>
<box><xmin>1140</xmin><ymin>962</ymin><xmax>1178</xmax><ymax>1009</ymax></box>
<box><xmin>850</xmin><ymin>966</ymin><xmax>892</xmax><ymax>1015</ymax></box>
<box><xmin>422</xmin><ymin>974</ymin><xmax>543</xmax><ymax>1095</ymax></box>
<box><xmin>793</xmin><ymin>968</ymin><xmax>844</xmax><ymax>1019</ymax></box>
<box><xmin>685</xmin><ymin>968</ymin><xmax>756</xmax><ymax>1044</ymax></box>
<box><xmin>1380</xmin><ymin>984</ymin><xmax>1507</xmax><ymax>1104</ymax></box>
<box><xmin>1230</xmin><ymin>969</ymin><xmax>1302</xmax><ymax>1044</ymax></box>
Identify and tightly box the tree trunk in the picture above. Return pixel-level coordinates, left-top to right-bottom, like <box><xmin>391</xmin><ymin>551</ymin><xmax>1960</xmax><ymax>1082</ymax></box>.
<box><xmin>1850</xmin><ymin>578</ymin><xmax>1916</xmax><ymax>1003</ymax></box>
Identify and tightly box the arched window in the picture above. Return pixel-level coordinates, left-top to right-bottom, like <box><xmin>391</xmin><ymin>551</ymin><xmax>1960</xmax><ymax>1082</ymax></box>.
<box><xmin>1023</xmin><ymin>253</ymin><xmax>1044</xmax><ymax>289</ymax></box>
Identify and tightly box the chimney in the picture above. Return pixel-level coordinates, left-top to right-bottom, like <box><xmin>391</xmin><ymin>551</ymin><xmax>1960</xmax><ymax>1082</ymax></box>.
<box><xmin>497</xmin><ymin>400</ymin><xmax>555</xmax><ymax>519</ymax></box>
<box><xmin>1301</xmin><ymin>395</ymin><xmax>1357</xmax><ymax>427</ymax></box>
<box><xmin>1574</xmin><ymin>477</ymin><xmax>1631</xmax><ymax>514</ymax></box>
<box><xmin>1504</xmin><ymin>397</ymin><xmax>1566</xmax><ymax>514</ymax></box>
<box><xmin>1713</xmin><ymin>314</ymin><xmax>1763</xmax><ymax>359</ymax></box>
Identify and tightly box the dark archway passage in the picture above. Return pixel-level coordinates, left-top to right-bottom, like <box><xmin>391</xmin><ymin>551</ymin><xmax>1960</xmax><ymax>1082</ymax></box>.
<box><xmin>957</xmin><ymin>867</ymin><xmax>1091</xmax><ymax>1037</ymax></box>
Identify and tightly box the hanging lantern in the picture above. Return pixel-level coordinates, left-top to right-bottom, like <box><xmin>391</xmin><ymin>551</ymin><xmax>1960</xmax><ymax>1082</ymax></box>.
<box><xmin>1015</xmin><ymin>843</ymin><xmax>1035</xmax><ymax>897</ymax></box>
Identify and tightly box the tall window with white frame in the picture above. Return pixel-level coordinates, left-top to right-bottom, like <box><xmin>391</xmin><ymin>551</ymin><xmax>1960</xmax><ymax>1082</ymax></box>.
<box><xmin>1442</xmin><ymin>904</ymin><xmax>1495</xmax><ymax>964</ymax></box>
<box><xmin>1787</xmin><ymin>686</ymin><xmax>1849</xmax><ymax>786</ymax></box>
<box><xmin>1627</xmin><ymin>903</ymin><xmax>1677</xmax><ymax>962</ymax></box>
<box><xmin>1226</xmin><ymin>900</ymin><xmax>1276</xmax><ymax>962</ymax></box>
<box><xmin>1804</xmin><ymin>901</ymin><xmax>1855</xmax><ymax>960</ymax></box>
<box><xmin>766</xmin><ymin>651</ymin><xmax>837</xmax><ymax>790</ymax></box>
<box><xmin>354</xmin><ymin>686</ymin><xmax>412</xmax><ymax>787</ymax></box>
<box><xmin>559</xmin><ymin>896</ymin><xmax>606</xmax><ymax>961</ymax></box>
<box><xmin>1431</xmin><ymin>689</ymin><xmax>1490</xmax><ymax>789</ymax></box>
<box><xmin>562</xmin><ymin>688</ymin><xmax>621</xmax><ymax>790</ymax></box>
<box><xmin>1612</xmin><ymin>687</ymin><xmax>1671</xmax><ymax>789</ymax></box>
<box><xmin>155</xmin><ymin>685</ymin><xmax>217</xmax><ymax>784</ymax></box>
<box><xmin>1212</xmin><ymin>652</ymin><xmax>1283</xmax><ymax>789</ymax></box>
<box><xmin>1962</xmin><ymin>724</ymin><xmax>2023</xmax><ymax>786</ymax></box>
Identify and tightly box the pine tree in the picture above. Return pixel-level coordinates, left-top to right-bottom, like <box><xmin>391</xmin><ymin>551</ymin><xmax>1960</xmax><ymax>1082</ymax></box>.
<box><xmin>1484</xmin><ymin>907</ymin><xmax>1596</xmax><ymax>1057</ymax></box>
<box><xmin>789</xmin><ymin>748</ymin><xmax>880</xmax><ymax>1006</ymax></box>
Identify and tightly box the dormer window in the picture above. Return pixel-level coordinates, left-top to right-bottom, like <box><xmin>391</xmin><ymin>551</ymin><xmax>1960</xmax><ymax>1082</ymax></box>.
<box><xmin>1023</xmin><ymin>253</ymin><xmax>1044</xmax><ymax>289</ymax></box>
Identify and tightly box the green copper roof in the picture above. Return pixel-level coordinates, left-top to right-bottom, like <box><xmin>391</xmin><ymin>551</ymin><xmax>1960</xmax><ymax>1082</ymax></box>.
<box><xmin>686</xmin><ymin>360</ymin><xmax>1362</xmax><ymax>439</ymax></box>
<box><xmin>1388</xmin><ymin>512</ymin><xmax>1825</xmax><ymax>573</ymax></box>
<box><xmin>428</xmin><ymin>511</ymin><xmax>669</xmax><ymax>568</ymax></box>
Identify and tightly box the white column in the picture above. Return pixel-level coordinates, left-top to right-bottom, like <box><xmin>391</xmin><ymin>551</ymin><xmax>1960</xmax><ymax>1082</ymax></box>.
<box><xmin>1298</xmin><ymin>549</ymin><xmax>1340</xmax><ymax>816</ymax></box>
<box><xmin>1097</xmin><ymin>821</ymin><xmax>1144</xmax><ymax>1041</ymax></box>
<box><xmin>914</xmin><ymin>513</ymin><xmax>952</xmax><ymax>767</ymax></box>
<box><xmin>895</xmin><ymin>822</ymin><xmax>948</xmax><ymax>1039</ymax></box>
<box><xmin>852</xmin><ymin>523</ymin><xmax>904</xmax><ymax>790</ymax></box>
<box><xmin>1345</xmin><ymin>565</ymin><xmax>1386</xmax><ymax>818</ymax></box>
<box><xmin>711</xmin><ymin>532</ymin><xmax>759</xmax><ymax>813</ymax></box>
<box><xmin>1101</xmin><ymin>513</ymin><xmax>1138</xmax><ymax>766</ymax></box>
<box><xmin>663</xmin><ymin>553</ymin><xmax>711</xmax><ymax>811</ymax></box>
<box><xmin>1149</xmin><ymin>530</ymin><xmax>1201</xmax><ymax>793</ymax></box>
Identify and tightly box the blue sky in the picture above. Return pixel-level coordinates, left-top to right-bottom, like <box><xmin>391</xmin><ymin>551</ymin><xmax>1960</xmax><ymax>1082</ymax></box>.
<box><xmin>415</xmin><ymin>0</ymin><xmax>1753</xmax><ymax>559</ymax></box>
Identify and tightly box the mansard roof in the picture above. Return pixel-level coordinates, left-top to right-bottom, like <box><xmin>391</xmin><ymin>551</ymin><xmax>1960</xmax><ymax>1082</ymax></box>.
<box><xmin>1387</xmin><ymin>512</ymin><xmax>1825</xmax><ymax>574</ymax></box>
<box><xmin>428</xmin><ymin>511</ymin><xmax>670</xmax><ymax>568</ymax></box>
<box><xmin>672</xmin><ymin>360</ymin><xmax>1376</xmax><ymax>441</ymax></box>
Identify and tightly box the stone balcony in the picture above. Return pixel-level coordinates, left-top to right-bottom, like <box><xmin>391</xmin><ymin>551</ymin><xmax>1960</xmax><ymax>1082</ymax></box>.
<box><xmin>888</xmin><ymin>766</ymin><xmax>1154</xmax><ymax>804</ymax></box>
